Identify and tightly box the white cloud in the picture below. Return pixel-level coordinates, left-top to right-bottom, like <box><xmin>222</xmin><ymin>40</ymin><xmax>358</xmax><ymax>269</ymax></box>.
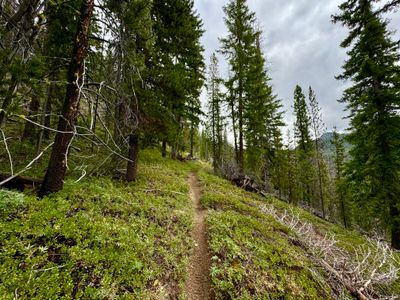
<box><xmin>194</xmin><ymin>0</ymin><xmax>400</xmax><ymax>137</ymax></box>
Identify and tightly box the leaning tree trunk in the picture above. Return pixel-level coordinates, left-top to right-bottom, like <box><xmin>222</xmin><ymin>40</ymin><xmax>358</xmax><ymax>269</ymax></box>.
<box><xmin>38</xmin><ymin>0</ymin><xmax>94</xmax><ymax>198</ymax></box>
<box><xmin>126</xmin><ymin>133</ymin><xmax>139</xmax><ymax>182</ymax></box>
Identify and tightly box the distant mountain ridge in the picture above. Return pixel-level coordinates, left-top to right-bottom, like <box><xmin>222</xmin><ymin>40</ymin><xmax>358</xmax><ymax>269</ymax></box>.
<box><xmin>317</xmin><ymin>131</ymin><xmax>351</xmax><ymax>158</ymax></box>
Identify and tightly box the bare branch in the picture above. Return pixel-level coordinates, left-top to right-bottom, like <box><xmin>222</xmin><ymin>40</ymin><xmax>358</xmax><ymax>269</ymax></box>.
<box><xmin>0</xmin><ymin>142</ymin><xmax>54</xmax><ymax>187</ymax></box>
<box><xmin>1</xmin><ymin>130</ymin><xmax>13</xmax><ymax>175</ymax></box>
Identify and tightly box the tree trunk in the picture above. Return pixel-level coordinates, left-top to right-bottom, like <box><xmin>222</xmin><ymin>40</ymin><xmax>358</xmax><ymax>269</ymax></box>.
<box><xmin>91</xmin><ymin>88</ymin><xmax>99</xmax><ymax>152</ymax></box>
<box><xmin>190</xmin><ymin>125</ymin><xmax>194</xmax><ymax>158</ymax></box>
<box><xmin>315</xmin><ymin>147</ymin><xmax>325</xmax><ymax>218</ymax></box>
<box><xmin>230</xmin><ymin>99</ymin><xmax>239</xmax><ymax>166</ymax></box>
<box><xmin>340</xmin><ymin>195</ymin><xmax>348</xmax><ymax>228</ymax></box>
<box><xmin>238</xmin><ymin>78</ymin><xmax>244</xmax><ymax>172</ymax></box>
<box><xmin>22</xmin><ymin>93</ymin><xmax>40</xmax><ymax>141</ymax></box>
<box><xmin>43</xmin><ymin>74</ymin><xmax>56</xmax><ymax>139</ymax></box>
<box><xmin>38</xmin><ymin>0</ymin><xmax>94</xmax><ymax>198</ymax></box>
<box><xmin>391</xmin><ymin>205</ymin><xmax>400</xmax><ymax>250</ymax></box>
<box><xmin>126</xmin><ymin>133</ymin><xmax>139</xmax><ymax>182</ymax></box>
<box><xmin>171</xmin><ymin>144</ymin><xmax>178</xmax><ymax>159</ymax></box>
<box><xmin>161</xmin><ymin>140</ymin><xmax>167</xmax><ymax>157</ymax></box>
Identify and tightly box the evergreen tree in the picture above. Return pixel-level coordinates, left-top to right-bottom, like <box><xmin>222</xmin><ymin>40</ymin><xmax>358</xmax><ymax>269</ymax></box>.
<box><xmin>244</xmin><ymin>35</ymin><xmax>284</xmax><ymax>181</ymax></box>
<box><xmin>284</xmin><ymin>130</ymin><xmax>299</xmax><ymax>204</ymax></box>
<box><xmin>220</xmin><ymin>0</ymin><xmax>258</xmax><ymax>171</ymax></box>
<box><xmin>331</xmin><ymin>127</ymin><xmax>350</xmax><ymax>228</ymax></box>
<box><xmin>39</xmin><ymin>0</ymin><xmax>95</xmax><ymax>197</ymax></box>
<box><xmin>207</xmin><ymin>53</ymin><xmax>224</xmax><ymax>171</ymax></box>
<box><xmin>333</xmin><ymin>0</ymin><xmax>400</xmax><ymax>248</ymax></box>
<box><xmin>293</xmin><ymin>85</ymin><xmax>312</xmax><ymax>153</ymax></box>
<box><xmin>308</xmin><ymin>86</ymin><xmax>327</xmax><ymax>218</ymax></box>
<box><xmin>0</xmin><ymin>0</ymin><xmax>43</xmax><ymax>127</ymax></box>
<box><xmin>104</xmin><ymin>0</ymin><xmax>153</xmax><ymax>182</ymax></box>
<box><xmin>151</xmin><ymin>0</ymin><xmax>204</xmax><ymax>159</ymax></box>
<box><xmin>293</xmin><ymin>85</ymin><xmax>314</xmax><ymax>204</ymax></box>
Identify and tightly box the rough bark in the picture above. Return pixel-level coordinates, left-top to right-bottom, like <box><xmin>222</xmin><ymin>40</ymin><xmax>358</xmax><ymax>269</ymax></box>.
<box><xmin>38</xmin><ymin>0</ymin><xmax>94</xmax><ymax>198</ymax></box>
<box><xmin>126</xmin><ymin>133</ymin><xmax>139</xmax><ymax>182</ymax></box>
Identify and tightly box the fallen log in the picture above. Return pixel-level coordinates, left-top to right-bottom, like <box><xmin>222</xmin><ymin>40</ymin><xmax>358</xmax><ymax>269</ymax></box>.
<box><xmin>0</xmin><ymin>173</ymin><xmax>42</xmax><ymax>191</ymax></box>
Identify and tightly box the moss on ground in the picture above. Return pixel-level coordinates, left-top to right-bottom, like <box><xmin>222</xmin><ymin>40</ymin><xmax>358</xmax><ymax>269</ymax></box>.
<box><xmin>198</xmin><ymin>170</ymin><xmax>334</xmax><ymax>299</ymax></box>
<box><xmin>198</xmin><ymin>169</ymin><xmax>400</xmax><ymax>299</ymax></box>
<box><xmin>1</xmin><ymin>149</ymin><xmax>399</xmax><ymax>299</ymax></box>
<box><xmin>0</xmin><ymin>150</ymin><xmax>195</xmax><ymax>299</ymax></box>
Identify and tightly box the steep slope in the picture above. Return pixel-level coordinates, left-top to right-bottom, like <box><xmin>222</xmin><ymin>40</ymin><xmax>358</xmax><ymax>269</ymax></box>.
<box><xmin>198</xmin><ymin>169</ymin><xmax>400</xmax><ymax>299</ymax></box>
<box><xmin>0</xmin><ymin>151</ymin><xmax>196</xmax><ymax>299</ymax></box>
<box><xmin>0</xmin><ymin>150</ymin><xmax>398</xmax><ymax>299</ymax></box>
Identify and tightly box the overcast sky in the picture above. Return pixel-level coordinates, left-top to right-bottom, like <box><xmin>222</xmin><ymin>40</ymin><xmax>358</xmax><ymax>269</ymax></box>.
<box><xmin>193</xmin><ymin>0</ymin><xmax>400</xmax><ymax>136</ymax></box>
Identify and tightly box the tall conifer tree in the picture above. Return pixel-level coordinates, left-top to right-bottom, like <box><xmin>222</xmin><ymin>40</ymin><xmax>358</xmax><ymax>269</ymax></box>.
<box><xmin>220</xmin><ymin>0</ymin><xmax>257</xmax><ymax>171</ymax></box>
<box><xmin>334</xmin><ymin>0</ymin><xmax>400</xmax><ymax>248</ymax></box>
<box><xmin>207</xmin><ymin>53</ymin><xmax>224</xmax><ymax>170</ymax></box>
<box><xmin>293</xmin><ymin>85</ymin><xmax>314</xmax><ymax>204</ymax></box>
<box><xmin>245</xmin><ymin>35</ymin><xmax>283</xmax><ymax>183</ymax></box>
<box><xmin>151</xmin><ymin>0</ymin><xmax>204</xmax><ymax>159</ymax></box>
<box><xmin>332</xmin><ymin>127</ymin><xmax>349</xmax><ymax>228</ymax></box>
<box><xmin>309</xmin><ymin>86</ymin><xmax>327</xmax><ymax>218</ymax></box>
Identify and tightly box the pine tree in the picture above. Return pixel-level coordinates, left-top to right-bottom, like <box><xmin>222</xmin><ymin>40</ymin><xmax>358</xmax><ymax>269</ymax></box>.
<box><xmin>207</xmin><ymin>53</ymin><xmax>224</xmax><ymax>171</ymax></box>
<box><xmin>284</xmin><ymin>130</ymin><xmax>299</xmax><ymax>204</ymax></box>
<box><xmin>244</xmin><ymin>35</ymin><xmax>284</xmax><ymax>181</ymax></box>
<box><xmin>220</xmin><ymin>0</ymin><xmax>258</xmax><ymax>172</ymax></box>
<box><xmin>333</xmin><ymin>0</ymin><xmax>400</xmax><ymax>248</ymax></box>
<box><xmin>331</xmin><ymin>127</ymin><xmax>350</xmax><ymax>228</ymax></box>
<box><xmin>0</xmin><ymin>0</ymin><xmax>42</xmax><ymax>127</ymax></box>
<box><xmin>151</xmin><ymin>0</ymin><xmax>204</xmax><ymax>159</ymax></box>
<box><xmin>293</xmin><ymin>85</ymin><xmax>314</xmax><ymax>204</ymax></box>
<box><xmin>39</xmin><ymin>0</ymin><xmax>95</xmax><ymax>197</ymax></box>
<box><xmin>104</xmin><ymin>0</ymin><xmax>153</xmax><ymax>182</ymax></box>
<box><xmin>308</xmin><ymin>86</ymin><xmax>327</xmax><ymax>218</ymax></box>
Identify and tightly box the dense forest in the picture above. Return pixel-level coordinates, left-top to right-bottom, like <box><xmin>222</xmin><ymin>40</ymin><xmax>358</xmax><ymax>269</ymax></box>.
<box><xmin>0</xmin><ymin>0</ymin><xmax>400</xmax><ymax>266</ymax></box>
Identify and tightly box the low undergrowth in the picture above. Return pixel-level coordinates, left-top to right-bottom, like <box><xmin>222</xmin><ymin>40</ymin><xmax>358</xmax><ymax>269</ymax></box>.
<box><xmin>198</xmin><ymin>169</ymin><xmax>400</xmax><ymax>299</ymax></box>
<box><xmin>0</xmin><ymin>150</ymin><xmax>195</xmax><ymax>299</ymax></box>
<box><xmin>198</xmin><ymin>170</ymin><xmax>335</xmax><ymax>299</ymax></box>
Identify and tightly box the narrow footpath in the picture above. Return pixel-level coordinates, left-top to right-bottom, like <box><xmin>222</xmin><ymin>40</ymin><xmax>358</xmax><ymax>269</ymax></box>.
<box><xmin>185</xmin><ymin>173</ymin><xmax>213</xmax><ymax>300</ymax></box>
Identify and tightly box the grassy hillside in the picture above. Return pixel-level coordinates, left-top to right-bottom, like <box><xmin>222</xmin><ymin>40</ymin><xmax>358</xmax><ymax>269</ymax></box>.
<box><xmin>199</xmin><ymin>169</ymin><xmax>400</xmax><ymax>299</ymax></box>
<box><xmin>0</xmin><ymin>151</ymin><xmax>196</xmax><ymax>299</ymax></box>
<box><xmin>0</xmin><ymin>150</ymin><xmax>399</xmax><ymax>299</ymax></box>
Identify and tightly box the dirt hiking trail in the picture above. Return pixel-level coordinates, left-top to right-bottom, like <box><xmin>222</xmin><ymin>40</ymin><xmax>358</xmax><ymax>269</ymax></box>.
<box><xmin>185</xmin><ymin>173</ymin><xmax>213</xmax><ymax>300</ymax></box>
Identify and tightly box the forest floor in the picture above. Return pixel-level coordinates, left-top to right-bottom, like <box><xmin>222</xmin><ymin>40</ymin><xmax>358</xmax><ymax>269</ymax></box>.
<box><xmin>0</xmin><ymin>149</ymin><xmax>399</xmax><ymax>299</ymax></box>
<box><xmin>184</xmin><ymin>173</ymin><xmax>212</xmax><ymax>300</ymax></box>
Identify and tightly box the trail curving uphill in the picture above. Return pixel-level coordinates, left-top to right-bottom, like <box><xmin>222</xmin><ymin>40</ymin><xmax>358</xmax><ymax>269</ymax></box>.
<box><xmin>185</xmin><ymin>173</ymin><xmax>213</xmax><ymax>300</ymax></box>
